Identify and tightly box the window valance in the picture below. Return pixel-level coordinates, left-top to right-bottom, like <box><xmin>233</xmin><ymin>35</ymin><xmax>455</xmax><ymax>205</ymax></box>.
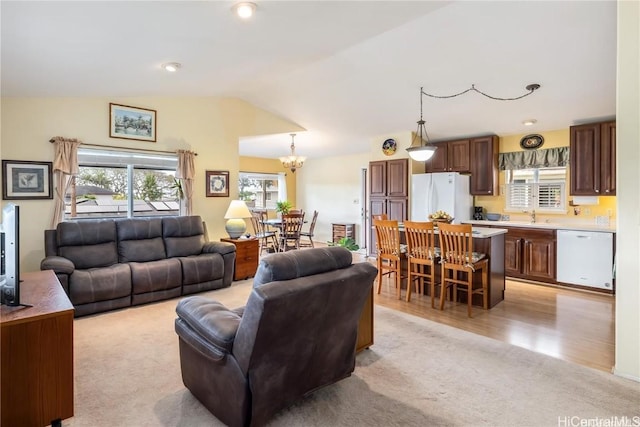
<box><xmin>499</xmin><ymin>147</ymin><xmax>570</xmax><ymax>170</ymax></box>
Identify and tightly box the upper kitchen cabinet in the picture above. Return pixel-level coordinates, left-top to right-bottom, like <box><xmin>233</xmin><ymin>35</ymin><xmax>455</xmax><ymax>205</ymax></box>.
<box><xmin>370</xmin><ymin>159</ymin><xmax>409</xmax><ymax>198</ymax></box>
<box><xmin>469</xmin><ymin>135</ymin><xmax>499</xmax><ymax>195</ymax></box>
<box><xmin>570</xmin><ymin>120</ymin><xmax>616</xmax><ymax>196</ymax></box>
<box><xmin>425</xmin><ymin>139</ymin><xmax>470</xmax><ymax>173</ymax></box>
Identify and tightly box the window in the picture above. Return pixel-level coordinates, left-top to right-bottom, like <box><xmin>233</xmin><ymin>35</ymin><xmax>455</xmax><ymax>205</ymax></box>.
<box><xmin>67</xmin><ymin>148</ymin><xmax>180</xmax><ymax>219</ymax></box>
<box><xmin>238</xmin><ymin>172</ymin><xmax>286</xmax><ymax>210</ymax></box>
<box><xmin>505</xmin><ymin>167</ymin><xmax>566</xmax><ymax>212</ymax></box>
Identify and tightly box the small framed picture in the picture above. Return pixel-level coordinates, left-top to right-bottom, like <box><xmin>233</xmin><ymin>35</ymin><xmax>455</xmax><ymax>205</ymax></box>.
<box><xmin>2</xmin><ymin>160</ymin><xmax>53</xmax><ymax>200</ymax></box>
<box><xmin>109</xmin><ymin>103</ymin><xmax>157</xmax><ymax>142</ymax></box>
<box><xmin>206</xmin><ymin>170</ymin><xmax>229</xmax><ymax>197</ymax></box>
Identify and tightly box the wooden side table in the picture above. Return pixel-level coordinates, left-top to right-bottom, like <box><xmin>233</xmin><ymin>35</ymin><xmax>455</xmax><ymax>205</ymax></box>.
<box><xmin>332</xmin><ymin>223</ymin><xmax>355</xmax><ymax>243</ymax></box>
<box><xmin>1</xmin><ymin>270</ymin><xmax>74</xmax><ymax>427</ymax></box>
<box><xmin>221</xmin><ymin>237</ymin><xmax>260</xmax><ymax>280</ymax></box>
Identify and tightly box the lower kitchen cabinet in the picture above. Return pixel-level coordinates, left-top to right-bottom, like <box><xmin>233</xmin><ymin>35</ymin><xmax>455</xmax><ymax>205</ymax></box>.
<box><xmin>504</xmin><ymin>227</ymin><xmax>556</xmax><ymax>283</ymax></box>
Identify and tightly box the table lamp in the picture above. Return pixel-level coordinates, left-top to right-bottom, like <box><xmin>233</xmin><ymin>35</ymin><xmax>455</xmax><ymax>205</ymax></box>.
<box><xmin>224</xmin><ymin>200</ymin><xmax>252</xmax><ymax>238</ymax></box>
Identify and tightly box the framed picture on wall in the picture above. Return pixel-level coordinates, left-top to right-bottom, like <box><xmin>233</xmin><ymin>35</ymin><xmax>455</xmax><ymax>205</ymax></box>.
<box><xmin>2</xmin><ymin>160</ymin><xmax>53</xmax><ymax>200</ymax></box>
<box><xmin>109</xmin><ymin>103</ymin><xmax>157</xmax><ymax>142</ymax></box>
<box><xmin>206</xmin><ymin>170</ymin><xmax>229</xmax><ymax>197</ymax></box>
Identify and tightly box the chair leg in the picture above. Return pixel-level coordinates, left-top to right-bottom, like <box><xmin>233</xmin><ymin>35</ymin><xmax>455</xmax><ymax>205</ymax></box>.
<box><xmin>439</xmin><ymin>267</ymin><xmax>448</xmax><ymax>311</ymax></box>
<box><xmin>467</xmin><ymin>274</ymin><xmax>473</xmax><ymax>317</ymax></box>
<box><xmin>376</xmin><ymin>258</ymin><xmax>383</xmax><ymax>294</ymax></box>
<box><xmin>395</xmin><ymin>262</ymin><xmax>402</xmax><ymax>300</ymax></box>
<box><xmin>482</xmin><ymin>268</ymin><xmax>489</xmax><ymax>310</ymax></box>
<box><xmin>406</xmin><ymin>264</ymin><xmax>413</xmax><ymax>302</ymax></box>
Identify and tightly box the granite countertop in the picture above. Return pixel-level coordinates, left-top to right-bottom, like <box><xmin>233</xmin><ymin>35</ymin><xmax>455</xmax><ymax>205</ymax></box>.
<box><xmin>462</xmin><ymin>220</ymin><xmax>616</xmax><ymax>233</ymax></box>
<box><xmin>399</xmin><ymin>224</ymin><xmax>507</xmax><ymax>238</ymax></box>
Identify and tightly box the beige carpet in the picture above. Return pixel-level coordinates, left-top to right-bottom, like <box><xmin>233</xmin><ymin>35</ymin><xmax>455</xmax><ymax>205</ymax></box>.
<box><xmin>67</xmin><ymin>281</ymin><xmax>640</xmax><ymax>427</ymax></box>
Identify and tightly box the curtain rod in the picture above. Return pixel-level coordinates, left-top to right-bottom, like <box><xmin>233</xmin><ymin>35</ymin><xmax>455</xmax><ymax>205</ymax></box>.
<box><xmin>49</xmin><ymin>140</ymin><xmax>198</xmax><ymax>156</ymax></box>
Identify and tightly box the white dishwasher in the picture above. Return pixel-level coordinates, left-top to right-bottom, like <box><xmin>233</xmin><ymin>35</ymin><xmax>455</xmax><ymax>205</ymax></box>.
<box><xmin>556</xmin><ymin>230</ymin><xmax>614</xmax><ymax>290</ymax></box>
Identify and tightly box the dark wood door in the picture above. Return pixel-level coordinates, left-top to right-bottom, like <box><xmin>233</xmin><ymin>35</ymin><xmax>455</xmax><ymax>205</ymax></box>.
<box><xmin>386</xmin><ymin>159</ymin><xmax>408</xmax><ymax>197</ymax></box>
<box><xmin>600</xmin><ymin>121</ymin><xmax>616</xmax><ymax>195</ymax></box>
<box><xmin>470</xmin><ymin>136</ymin><xmax>498</xmax><ymax>195</ymax></box>
<box><xmin>425</xmin><ymin>142</ymin><xmax>448</xmax><ymax>173</ymax></box>
<box><xmin>448</xmin><ymin>139</ymin><xmax>470</xmax><ymax>172</ymax></box>
<box><xmin>387</xmin><ymin>198</ymin><xmax>407</xmax><ymax>221</ymax></box>
<box><xmin>570</xmin><ymin>123</ymin><xmax>600</xmax><ymax>195</ymax></box>
<box><xmin>369</xmin><ymin>161</ymin><xmax>387</xmax><ymax>197</ymax></box>
<box><xmin>504</xmin><ymin>234</ymin><xmax>522</xmax><ymax>276</ymax></box>
<box><xmin>523</xmin><ymin>238</ymin><xmax>556</xmax><ymax>282</ymax></box>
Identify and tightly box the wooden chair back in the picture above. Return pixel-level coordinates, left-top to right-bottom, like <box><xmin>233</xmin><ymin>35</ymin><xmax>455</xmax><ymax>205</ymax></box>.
<box><xmin>437</xmin><ymin>223</ymin><xmax>474</xmax><ymax>266</ymax></box>
<box><xmin>372</xmin><ymin>214</ymin><xmax>388</xmax><ymax>221</ymax></box>
<box><xmin>279</xmin><ymin>213</ymin><xmax>305</xmax><ymax>251</ymax></box>
<box><xmin>403</xmin><ymin>220</ymin><xmax>438</xmax><ymax>304</ymax></box>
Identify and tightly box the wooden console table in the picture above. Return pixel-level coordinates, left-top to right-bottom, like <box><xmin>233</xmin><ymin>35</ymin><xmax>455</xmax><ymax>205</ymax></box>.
<box><xmin>332</xmin><ymin>223</ymin><xmax>355</xmax><ymax>243</ymax></box>
<box><xmin>1</xmin><ymin>270</ymin><xmax>74</xmax><ymax>427</ymax></box>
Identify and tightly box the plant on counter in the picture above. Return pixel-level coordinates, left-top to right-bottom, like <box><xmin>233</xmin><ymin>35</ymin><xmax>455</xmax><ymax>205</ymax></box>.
<box><xmin>327</xmin><ymin>237</ymin><xmax>360</xmax><ymax>251</ymax></box>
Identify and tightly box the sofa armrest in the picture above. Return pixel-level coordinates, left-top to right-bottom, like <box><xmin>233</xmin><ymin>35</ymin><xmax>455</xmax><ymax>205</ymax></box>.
<box><xmin>175</xmin><ymin>296</ymin><xmax>241</xmax><ymax>356</ymax></box>
<box><xmin>40</xmin><ymin>256</ymin><xmax>75</xmax><ymax>275</ymax></box>
<box><xmin>202</xmin><ymin>241</ymin><xmax>236</xmax><ymax>255</ymax></box>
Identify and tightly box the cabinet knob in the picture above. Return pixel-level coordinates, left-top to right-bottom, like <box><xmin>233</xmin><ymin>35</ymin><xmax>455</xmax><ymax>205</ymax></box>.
<box><xmin>595</xmin><ymin>189</ymin><xmax>600</xmax><ymax>193</ymax></box>
<box><xmin>605</xmin><ymin>189</ymin><xmax>610</xmax><ymax>193</ymax></box>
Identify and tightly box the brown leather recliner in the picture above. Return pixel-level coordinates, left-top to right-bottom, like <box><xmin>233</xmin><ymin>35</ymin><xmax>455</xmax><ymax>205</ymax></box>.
<box><xmin>174</xmin><ymin>246</ymin><xmax>377</xmax><ymax>427</ymax></box>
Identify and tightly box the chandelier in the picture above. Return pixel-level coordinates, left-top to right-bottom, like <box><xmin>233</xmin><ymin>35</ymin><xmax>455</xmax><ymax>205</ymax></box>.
<box><xmin>406</xmin><ymin>83</ymin><xmax>541</xmax><ymax>161</ymax></box>
<box><xmin>280</xmin><ymin>133</ymin><xmax>306</xmax><ymax>173</ymax></box>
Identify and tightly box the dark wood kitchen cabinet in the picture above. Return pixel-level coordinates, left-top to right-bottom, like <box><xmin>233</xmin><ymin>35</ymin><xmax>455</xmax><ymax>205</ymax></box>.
<box><xmin>369</xmin><ymin>158</ymin><xmax>408</xmax><ymax>254</ymax></box>
<box><xmin>469</xmin><ymin>135</ymin><xmax>499</xmax><ymax>195</ymax></box>
<box><xmin>570</xmin><ymin>120</ymin><xmax>616</xmax><ymax>196</ymax></box>
<box><xmin>425</xmin><ymin>139</ymin><xmax>470</xmax><ymax>173</ymax></box>
<box><xmin>504</xmin><ymin>227</ymin><xmax>556</xmax><ymax>283</ymax></box>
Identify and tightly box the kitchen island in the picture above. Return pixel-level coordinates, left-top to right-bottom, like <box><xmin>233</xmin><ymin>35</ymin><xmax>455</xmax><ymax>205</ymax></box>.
<box><xmin>397</xmin><ymin>225</ymin><xmax>507</xmax><ymax>309</ymax></box>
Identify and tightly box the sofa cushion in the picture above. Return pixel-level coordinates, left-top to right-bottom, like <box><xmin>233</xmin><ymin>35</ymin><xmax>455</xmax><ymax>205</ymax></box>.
<box><xmin>57</xmin><ymin>220</ymin><xmax>118</xmax><ymax>269</ymax></box>
<box><xmin>253</xmin><ymin>246</ymin><xmax>352</xmax><ymax>287</ymax></box>
<box><xmin>129</xmin><ymin>258</ymin><xmax>182</xmax><ymax>294</ymax></box>
<box><xmin>69</xmin><ymin>263</ymin><xmax>132</xmax><ymax>305</ymax></box>
<box><xmin>116</xmin><ymin>218</ymin><xmax>167</xmax><ymax>262</ymax></box>
<box><xmin>163</xmin><ymin>216</ymin><xmax>205</xmax><ymax>257</ymax></box>
<box><xmin>180</xmin><ymin>253</ymin><xmax>225</xmax><ymax>285</ymax></box>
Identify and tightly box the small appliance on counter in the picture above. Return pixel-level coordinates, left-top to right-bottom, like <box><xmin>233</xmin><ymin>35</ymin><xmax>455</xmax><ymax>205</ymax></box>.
<box><xmin>473</xmin><ymin>207</ymin><xmax>484</xmax><ymax>220</ymax></box>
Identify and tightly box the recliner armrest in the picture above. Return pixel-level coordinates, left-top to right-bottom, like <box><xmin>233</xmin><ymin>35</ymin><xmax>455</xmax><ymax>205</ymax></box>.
<box><xmin>40</xmin><ymin>255</ymin><xmax>75</xmax><ymax>275</ymax></box>
<box><xmin>202</xmin><ymin>241</ymin><xmax>236</xmax><ymax>255</ymax></box>
<box><xmin>175</xmin><ymin>296</ymin><xmax>241</xmax><ymax>355</ymax></box>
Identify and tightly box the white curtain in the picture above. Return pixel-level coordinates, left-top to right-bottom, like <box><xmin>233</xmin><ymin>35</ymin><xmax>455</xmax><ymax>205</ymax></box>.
<box><xmin>50</xmin><ymin>137</ymin><xmax>82</xmax><ymax>228</ymax></box>
<box><xmin>277</xmin><ymin>172</ymin><xmax>288</xmax><ymax>202</ymax></box>
<box><xmin>176</xmin><ymin>150</ymin><xmax>196</xmax><ymax>216</ymax></box>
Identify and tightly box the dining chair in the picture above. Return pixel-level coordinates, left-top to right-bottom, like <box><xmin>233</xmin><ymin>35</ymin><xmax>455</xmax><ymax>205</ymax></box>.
<box><xmin>403</xmin><ymin>221</ymin><xmax>440</xmax><ymax>305</ymax></box>
<box><xmin>372</xmin><ymin>214</ymin><xmax>388</xmax><ymax>221</ymax></box>
<box><xmin>299</xmin><ymin>210</ymin><xmax>318</xmax><ymax>248</ymax></box>
<box><xmin>437</xmin><ymin>223</ymin><xmax>488</xmax><ymax>317</ymax></box>
<box><xmin>278</xmin><ymin>213</ymin><xmax>305</xmax><ymax>251</ymax></box>
<box><xmin>250</xmin><ymin>211</ymin><xmax>278</xmax><ymax>255</ymax></box>
<box><xmin>372</xmin><ymin>219</ymin><xmax>406</xmax><ymax>300</ymax></box>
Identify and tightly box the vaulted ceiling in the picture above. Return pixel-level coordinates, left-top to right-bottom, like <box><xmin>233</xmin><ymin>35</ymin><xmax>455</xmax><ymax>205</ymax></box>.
<box><xmin>1</xmin><ymin>1</ymin><xmax>617</xmax><ymax>159</ymax></box>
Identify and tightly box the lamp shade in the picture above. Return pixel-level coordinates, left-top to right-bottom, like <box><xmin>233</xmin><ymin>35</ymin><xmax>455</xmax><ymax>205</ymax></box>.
<box><xmin>224</xmin><ymin>200</ymin><xmax>252</xmax><ymax>238</ymax></box>
<box><xmin>406</xmin><ymin>145</ymin><xmax>437</xmax><ymax>161</ymax></box>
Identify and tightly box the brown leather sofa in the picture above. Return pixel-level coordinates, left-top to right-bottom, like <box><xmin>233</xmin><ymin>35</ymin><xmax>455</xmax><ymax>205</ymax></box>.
<box><xmin>41</xmin><ymin>215</ymin><xmax>235</xmax><ymax>317</ymax></box>
<box><xmin>174</xmin><ymin>246</ymin><xmax>377</xmax><ymax>427</ymax></box>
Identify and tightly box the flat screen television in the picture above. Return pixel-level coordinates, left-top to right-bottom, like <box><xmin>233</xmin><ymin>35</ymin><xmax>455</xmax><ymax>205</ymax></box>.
<box><xmin>1</xmin><ymin>203</ymin><xmax>25</xmax><ymax>307</ymax></box>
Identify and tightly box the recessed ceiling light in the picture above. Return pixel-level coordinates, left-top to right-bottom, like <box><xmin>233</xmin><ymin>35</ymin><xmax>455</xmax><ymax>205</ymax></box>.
<box><xmin>233</xmin><ymin>2</ymin><xmax>256</xmax><ymax>19</ymax></box>
<box><xmin>522</xmin><ymin>119</ymin><xmax>537</xmax><ymax>126</ymax></box>
<box><xmin>162</xmin><ymin>62</ymin><xmax>181</xmax><ymax>72</ymax></box>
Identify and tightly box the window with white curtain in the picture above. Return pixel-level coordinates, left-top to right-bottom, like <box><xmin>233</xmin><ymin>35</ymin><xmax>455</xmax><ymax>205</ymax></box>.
<box><xmin>238</xmin><ymin>172</ymin><xmax>286</xmax><ymax>210</ymax></box>
<box><xmin>67</xmin><ymin>148</ymin><xmax>179</xmax><ymax>219</ymax></box>
<box><xmin>505</xmin><ymin>167</ymin><xmax>567</xmax><ymax>212</ymax></box>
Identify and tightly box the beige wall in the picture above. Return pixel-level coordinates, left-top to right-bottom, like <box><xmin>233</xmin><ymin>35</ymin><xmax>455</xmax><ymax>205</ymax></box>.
<box><xmin>475</xmin><ymin>129</ymin><xmax>617</xmax><ymax>221</ymax></box>
<box><xmin>615</xmin><ymin>0</ymin><xmax>640</xmax><ymax>381</ymax></box>
<box><xmin>1</xmin><ymin>96</ymin><xmax>299</xmax><ymax>272</ymax></box>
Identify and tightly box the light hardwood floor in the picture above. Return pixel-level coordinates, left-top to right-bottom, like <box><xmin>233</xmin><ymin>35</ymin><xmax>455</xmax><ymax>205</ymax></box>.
<box><xmin>355</xmin><ymin>253</ymin><xmax>615</xmax><ymax>373</ymax></box>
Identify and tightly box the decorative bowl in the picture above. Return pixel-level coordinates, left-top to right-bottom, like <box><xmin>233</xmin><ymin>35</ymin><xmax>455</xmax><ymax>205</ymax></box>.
<box><xmin>430</xmin><ymin>217</ymin><xmax>453</xmax><ymax>224</ymax></box>
<box><xmin>486</xmin><ymin>213</ymin><xmax>502</xmax><ymax>221</ymax></box>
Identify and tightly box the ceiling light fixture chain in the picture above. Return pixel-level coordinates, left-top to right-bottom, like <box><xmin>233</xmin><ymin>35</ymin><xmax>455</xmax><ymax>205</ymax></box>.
<box><xmin>421</xmin><ymin>83</ymin><xmax>541</xmax><ymax>101</ymax></box>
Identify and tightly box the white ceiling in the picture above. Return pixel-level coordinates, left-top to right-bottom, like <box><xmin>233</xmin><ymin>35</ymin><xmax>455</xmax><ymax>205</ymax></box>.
<box><xmin>1</xmin><ymin>1</ymin><xmax>617</xmax><ymax>160</ymax></box>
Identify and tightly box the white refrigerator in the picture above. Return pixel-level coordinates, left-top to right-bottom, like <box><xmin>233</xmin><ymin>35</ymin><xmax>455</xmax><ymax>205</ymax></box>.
<box><xmin>410</xmin><ymin>172</ymin><xmax>473</xmax><ymax>222</ymax></box>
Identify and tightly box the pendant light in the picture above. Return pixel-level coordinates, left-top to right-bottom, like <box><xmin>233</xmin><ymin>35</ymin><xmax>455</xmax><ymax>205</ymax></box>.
<box><xmin>280</xmin><ymin>133</ymin><xmax>306</xmax><ymax>173</ymax></box>
<box><xmin>406</xmin><ymin>87</ymin><xmax>437</xmax><ymax>161</ymax></box>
